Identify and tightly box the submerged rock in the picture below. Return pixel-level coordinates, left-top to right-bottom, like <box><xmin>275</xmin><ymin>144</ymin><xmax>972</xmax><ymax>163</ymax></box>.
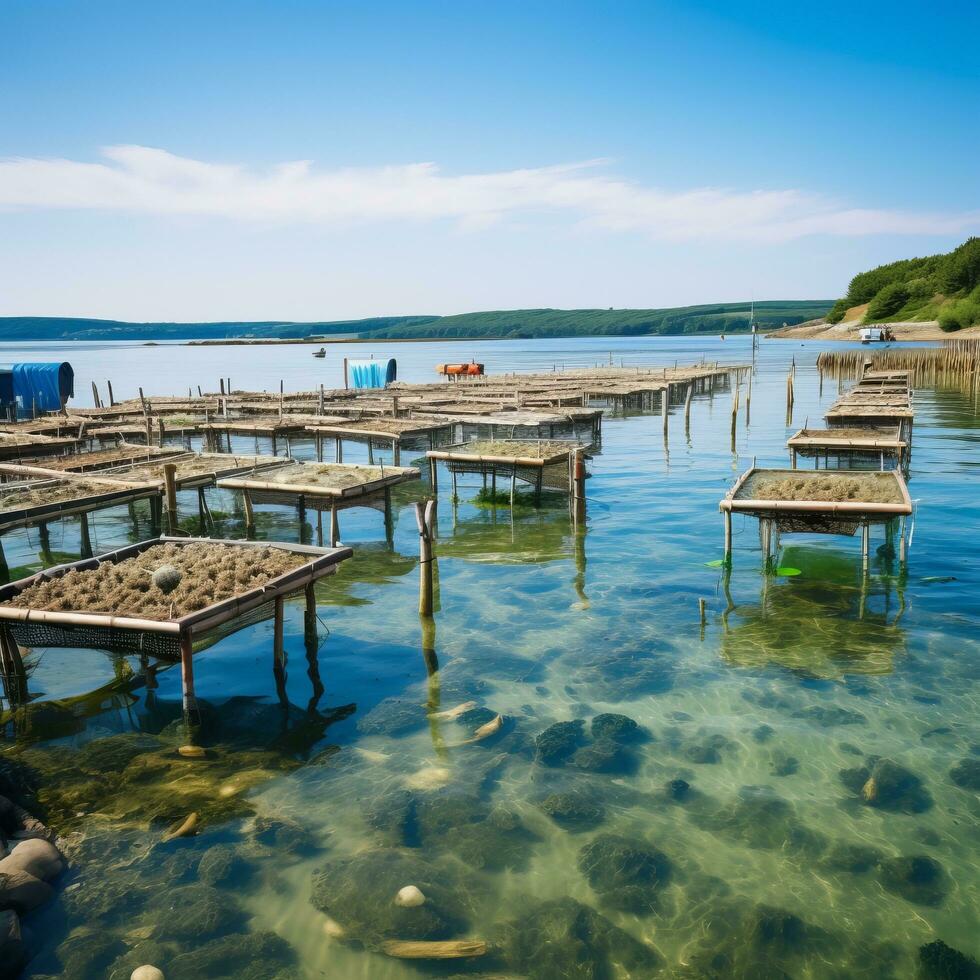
<box><xmin>0</xmin><ymin>868</ymin><xmax>54</xmax><ymax>913</ymax></box>
<box><xmin>918</xmin><ymin>940</ymin><xmax>980</xmax><ymax>979</ymax></box>
<box><xmin>492</xmin><ymin>897</ymin><xmax>662</xmax><ymax>978</ymax></box>
<box><xmin>535</xmin><ymin>720</ymin><xmax>586</xmax><ymax>767</ymax></box>
<box><xmin>949</xmin><ymin>758</ymin><xmax>980</xmax><ymax>791</ymax></box>
<box><xmin>794</xmin><ymin>705</ymin><xmax>866</xmax><ymax>727</ymax></box>
<box><xmin>821</xmin><ymin>841</ymin><xmax>883</xmax><ymax>874</ymax></box>
<box><xmin>879</xmin><ymin>855</ymin><xmax>949</xmax><ymax>907</ymax></box>
<box><xmin>769</xmin><ymin>752</ymin><xmax>799</xmax><ymax>777</ymax></box>
<box><xmin>571</xmin><ymin>644</ymin><xmax>676</xmax><ymax>700</ymax></box>
<box><xmin>248</xmin><ymin>816</ymin><xmax>320</xmax><ymax>856</ymax></box>
<box><xmin>55</xmin><ymin>931</ymin><xmax>125</xmax><ymax>977</ymax></box>
<box><xmin>577</xmin><ymin>834</ymin><xmax>672</xmax><ymax>914</ymax></box>
<box><xmin>0</xmin><ymin>910</ymin><xmax>26</xmax><ymax>979</ymax></box>
<box><xmin>167</xmin><ymin>930</ymin><xmax>296</xmax><ymax>980</ymax></box>
<box><xmin>198</xmin><ymin>845</ymin><xmax>253</xmax><ymax>888</ymax></box>
<box><xmin>689</xmin><ymin>786</ymin><xmax>827</xmax><ymax>857</ymax></box>
<box><xmin>310</xmin><ymin>849</ymin><xmax>477</xmax><ymax>946</ymax></box>
<box><xmin>0</xmin><ymin>839</ymin><xmax>64</xmax><ymax>882</ymax></box>
<box><xmin>667</xmin><ymin>778</ymin><xmax>692</xmax><ymax>802</ymax></box>
<box><xmin>536</xmin><ymin>790</ymin><xmax>606</xmax><ymax>832</ymax></box>
<box><xmin>747</xmin><ymin>905</ymin><xmax>809</xmax><ymax>953</ymax></box>
<box><xmin>590</xmin><ymin>713</ymin><xmax>642</xmax><ymax>742</ymax></box>
<box><xmin>840</xmin><ymin>757</ymin><xmax>933</xmax><ymax>813</ymax></box>
<box><xmin>145</xmin><ymin>883</ymin><xmax>248</xmax><ymax>940</ymax></box>
<box><xmin>571</xmin><ymin>737</ymin><xmax>635</xmax><ymax>774</ymax></box>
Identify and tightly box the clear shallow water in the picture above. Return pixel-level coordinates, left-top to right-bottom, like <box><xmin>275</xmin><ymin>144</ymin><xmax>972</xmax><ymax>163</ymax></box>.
<box><xmin>1</xmin><ymin>336</ymin><xmax>978</xmax><ymax>979</ymax></box>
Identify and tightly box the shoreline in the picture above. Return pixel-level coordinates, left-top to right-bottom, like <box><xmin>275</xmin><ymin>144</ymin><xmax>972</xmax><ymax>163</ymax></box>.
<box><xmin>769</xmin><ymin>319</ymin><xmax>980</xmax><ymax>342</ymax></box>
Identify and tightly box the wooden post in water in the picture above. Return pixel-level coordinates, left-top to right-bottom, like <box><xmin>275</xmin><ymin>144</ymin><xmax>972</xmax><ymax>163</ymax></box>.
<box><xmin>661</xmin><ymin>386</ymin><xmax>669</xmax><ymax>434</ymax></box>
<box><xmin>684</xmin><ymin>383</ymin><xmax>693</xmax><ymax>430</ymax></box>
<box><xmin>698</xmin><ymin>597</ymin><xmax>706</xmax><ymax>625</ymax></box>
<box><xmin>180</xmin><ymin>633</ymin><xmax>197</xmax><ymax>714</ymax></box>
<box><xmin>163</xmin><ymin>463</ymin><xmax>178</xmax><ymax>534</ymax></box>
<box><xmin>329</xmin><ymin>500</ymin><xmax>340</xmax><ymax>547</ymax></box>
<box><xmin>79</xmin><ymin>512</ymin><xmax>93</xmax><ymax>559</ymax></box>
<box><xmin>343</xmin><ymin>357</ymin><xmax>349</xmax><ymax>390</ymax></box>
<box><xmin>91</xmin><ymin>381</ymin><xmax>102</xmax><ymax>408</ymax></box>
<box><xmin>723</xmin><ymin>510</ymin><xmax>733</xmax><ymax>562</ymax></box>
<box><xmin>572</xmin><ymin>448</ymin><xmax>586</xmax><ymax>524</ymax></box>
<box><xmin>273</xmin><ymin>596</ymin><xmax>285</xmax><ymax>670</ymax></box>
<box><xmin>106</xmin><ymin>380</ymin><xmax>115</xmax><ymax>406</ymax></box>
<box><xmin>415</xmin><ymin>499</ymin><xmax>436</xmax><ymax>616</ymax></box>
<box><xmin>304</xmin><ymin>581</ymin><xmax>317</xmax><ymax>648</ymax></box>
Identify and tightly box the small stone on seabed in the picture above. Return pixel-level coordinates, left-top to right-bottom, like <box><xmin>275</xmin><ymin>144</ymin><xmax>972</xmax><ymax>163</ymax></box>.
<box><xmin>131</xmin><ymin>967</ymin><xmax>165</xmax><ymax>980</ymax></box>
<box><xmin>395</xmin><ymin>885</ymin><xmax>426</xmax><ymax>907</ymax></box>
<box><xmin>178</xmin><ymin>745</ymin><xmax>206</xmax><ymax>759</ymax></box>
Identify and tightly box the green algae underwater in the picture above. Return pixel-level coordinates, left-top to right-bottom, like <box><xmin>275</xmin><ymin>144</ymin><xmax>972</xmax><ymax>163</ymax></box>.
<box><xmin>1</xmin><ymin>336</ymin><xmax>978</xmax><ymax>980</ymax></box>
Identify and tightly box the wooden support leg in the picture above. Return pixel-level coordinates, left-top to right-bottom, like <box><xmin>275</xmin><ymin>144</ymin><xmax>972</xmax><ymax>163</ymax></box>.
<box><xmin>197</xmin><ymin>486</ymin><xmax>207</xmax><ymax>530</ymax></box>
<box><xmin>368</xmin><ymin>441</ymin><xmax>375</xmax><ymax>465</ymax></box>
<box><xmin>415</xmin><ymin>500</ymin><xmax>435</xmax><ymax>616</ymax></box>
<box><xmin>297</xmin><ymin>494</ymin><xmax>306</xmax><ymax>544</ymax></box>
<box><xmin>79</xmin><ymin>512</ymin><xmax>93</xmax><ymax>559</ymax></box>
<box><xmin>316</xmin><ymin>434</ymin><xmax>323</xmax><ymax>463</ymax></box>
<box><xmin>303</xmin><ymin>581</ymin><xmax>317</xmax><ymax>644</ymax></box>
<box><xmin>428</xmin><ymin>457</ymin><xmax>438</xmax><ymax>494</ymax></box>
<box><xmin>242</xmin><ymin>489</ymin><xmax>255</xmax><ymax>538</ymax></box>
<box><xmin>272</xmin><ymin>595</ymin><xmax>287</xmax><ymax>707</ymax></box>
<box><xmin>335</xmin><ymin>438</ymin><xmax>343</xmax><ymax>463</ymax></box>
<box><xmin>510</xmin><ymin>473</ymin><xmax>517</xmax><ymax>509</ymax></box>
<box><xmin>0</xmin><ymin>535</ymin><xmax>7</xmax><ymax>581</ymax></box>
<box><xmin>899</xmin><ymin>517</ymin><xmax>907</xmax><ymax>564</ymax></box>
<box><xmin>273</xmin><ymin>596</ymin><xmax>285</xmax><ymax>667</ymax></box>
<box><xmin>304</xmin><ymin>582</ymin><xmax>323</xmax><ymax>710</ymax></box>
<box><xmin>723</xmin><ymin>510</ymin><xmax>733</xmax><ymax>562</ymax></box>
<box><xmin>38</xmin><ymin>522</ymin><xmax>52</xmax><ymax>561</ymax></box>
<box><xmin>861</xmin><ymin>523</ymin><xmax>870</xmax><ymax>574</ymax></box>
<box><xmin>316</xmin><ymin>510</ymin><xmax>323</xmax><ymax>547</ymax></box>
<box><xmin>330</xmin><ymin>501</ymin><xmax>339</xmax><ymax>547</ymax></box>
<box><xmin>180</xmin><ymin>633</ymin><xmax>197</xmax><ymax>714</ymax></box>
<box><xmin>393</xmin><ymin>439</ymin><xmax>400</xmax><ymax>466</ymax></box>
<box><xmin>451</xmin><ymin>468</ymin><xmax>458</xmax><ymax>502</ymax></box>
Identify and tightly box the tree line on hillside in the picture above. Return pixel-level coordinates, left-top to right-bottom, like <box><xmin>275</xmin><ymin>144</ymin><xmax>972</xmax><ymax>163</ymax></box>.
<box><xmin>826</xmin><ymin>237</ymin><xmax>980</xmax><ymax>332</ymax></box>
<box><xmin>0</xmin><ymin>302</ymin><xmax>831</xmax><ymax>342</ymax></box>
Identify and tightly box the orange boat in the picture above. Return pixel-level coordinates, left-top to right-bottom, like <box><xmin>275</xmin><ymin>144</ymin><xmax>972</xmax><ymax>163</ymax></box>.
<box><xmin>436</xmin><ymin>361</ymin><xmax>485</xmax><ymax>377</ymax></box>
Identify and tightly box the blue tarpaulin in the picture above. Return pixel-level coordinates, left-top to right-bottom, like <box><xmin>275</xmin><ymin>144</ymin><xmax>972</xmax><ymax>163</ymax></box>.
<box><xmin>0</xmin><ymin>362</ymin><xmax>74</xmax><ymax>415</ymax></box>
<box><xmin>347</xmin><ymin>358</ymin><xmax>396</xmax><ymax>389</ymax></box>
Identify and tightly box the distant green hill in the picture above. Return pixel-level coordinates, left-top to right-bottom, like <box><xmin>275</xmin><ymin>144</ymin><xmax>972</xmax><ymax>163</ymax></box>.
<box><xmin>825</xmin><ymin>237</ymin><xmax>980</xmax><ymax>332</ymax></box>
<box><xmin>0</xmin><ymin>300</ymin><xmax>832</xmax><ymax>342</ymax></box>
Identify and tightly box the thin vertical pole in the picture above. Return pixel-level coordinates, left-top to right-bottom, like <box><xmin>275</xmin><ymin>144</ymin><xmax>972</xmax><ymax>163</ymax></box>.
<box><xmin>79</xmin><ymin>512</ymin><xmax>93</xmax><ymax>559</ymax></box>
<box><xmin>180</xmin><ymin>633</ymin><xmax>197</xmax><ymax>714</ymax></box>
<box><xmin>163</xmin><ymin>463</ymin><xmax>178</xmax><ymax>535</ymax></box>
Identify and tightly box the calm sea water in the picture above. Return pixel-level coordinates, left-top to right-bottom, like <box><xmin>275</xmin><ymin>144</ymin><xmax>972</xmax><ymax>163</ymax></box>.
<box><xmin>1</xmin><ymin>336</ymin><xmax>977</xmax><ymax>979</ymax></box>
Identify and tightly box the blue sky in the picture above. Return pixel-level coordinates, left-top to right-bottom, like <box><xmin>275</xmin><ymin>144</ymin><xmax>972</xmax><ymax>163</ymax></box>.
<box><xmin>1</xmin><ymin>0</ymin><xmax>977</xmax><ymax>321</ymax></box>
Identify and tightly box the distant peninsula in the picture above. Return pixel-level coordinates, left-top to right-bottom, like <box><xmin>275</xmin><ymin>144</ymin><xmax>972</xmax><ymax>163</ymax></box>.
<box><xmin>0</xmin><ymin>301</ymin><xmax>832</xmax><ymax>343</ymax></box>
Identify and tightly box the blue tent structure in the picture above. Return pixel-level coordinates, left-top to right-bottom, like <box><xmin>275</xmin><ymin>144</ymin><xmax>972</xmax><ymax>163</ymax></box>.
<box><xmin>346</xmin><ymin>358</ymin><xmax>397</xmax><ymax>389</ymax></box>
<box><xmin>0</xmin><ymin>362</ymin><xmax>74</xmax><ymax>418</ymax></box>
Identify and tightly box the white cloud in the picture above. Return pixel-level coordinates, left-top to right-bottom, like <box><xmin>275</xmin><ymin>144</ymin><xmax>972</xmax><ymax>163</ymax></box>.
<box><xmin>0</xmin><ymin>145</ymin><xmax>974</xmax><ymax>242</ymax></box>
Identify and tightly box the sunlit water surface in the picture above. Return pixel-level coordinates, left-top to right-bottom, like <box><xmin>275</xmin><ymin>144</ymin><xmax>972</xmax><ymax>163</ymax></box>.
<box><xmin>1</xmin><ymin>336</ymin><xmax>977</xmax><ymax>979</ymax></box>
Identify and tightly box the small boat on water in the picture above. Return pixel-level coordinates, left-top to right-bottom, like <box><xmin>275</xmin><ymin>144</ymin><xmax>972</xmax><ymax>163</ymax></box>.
<box><xmin>312</xmin><ymin>347</ymin><xmax>326</xmax><ymax>358</ymax></box>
